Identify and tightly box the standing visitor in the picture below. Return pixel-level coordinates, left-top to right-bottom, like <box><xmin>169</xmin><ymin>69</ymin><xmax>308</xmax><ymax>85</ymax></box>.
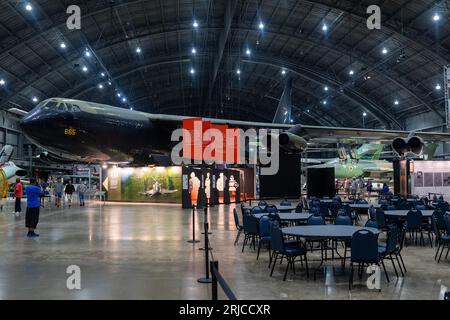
<box><xmin>40</xmin><ymin>179</ymin><xmax>48</xmax><ymax>207</ymax></box>
<box><xmin>77</xmin><ymin>181</ymin><xmax>88</xmax><ymax>206</ymax></box>
<box><xmin>13</xmin><ymin>178</ymin><xmax>23</xmax><ymax>216</ymax></box>
<box><xmin>366</xmin><ymin>180</ymin><xmax>373</xmax><ymax>200</ymax></box>
<box><xmin>64</xmin><ymin>180</ymin><xmax>75</xmax><ymax>208</ymax></box>
<box><xmin>25</xmin><ymin>178</ymin><xmax>41</xmax><ymax>237</ymax></box>
<box><xmin>54</xmin><ymin>178</ymin><xmax>63</xmax><ymax>208</ymax></box>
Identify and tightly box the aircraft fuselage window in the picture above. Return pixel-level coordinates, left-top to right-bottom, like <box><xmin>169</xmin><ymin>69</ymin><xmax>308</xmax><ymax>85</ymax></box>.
<box><xmin>43</xmin><ymin>101</ymin><xmax>58</xmax><ymax>110</ymax></box>
<box><xmin>71</xmin><ymin>104</ymin><xmax>81</xmax><ymax>112</ymax></box>
<box><xmin>58</xmin><ymin>103</ymin><xmax>67</xmax><ymax>111</ymax></box>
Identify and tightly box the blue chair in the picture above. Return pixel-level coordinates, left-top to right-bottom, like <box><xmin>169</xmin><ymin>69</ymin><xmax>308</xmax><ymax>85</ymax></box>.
<box><xmin>375</xmin><ymin>209</ymin><xmax>387</xmax><ymax>230</ymax></box>
<box><xmin>269</xmin><ymin>226</ymin><xmax>309</xmax><ymax>281</ymax></box>
<box><xmin>233</xmin><ymin>208</ymin><xmax>244</xmax><ymax>245</ymax></box>
<box><xmin>280</xmin><ymin>200</ymin><xmax>291</xmax><ymax>206</ymax></box>
<box><xmin>365</xmin><ymin>219</ymin><xmax>378</xmax><ymax>229</ymax></box>
<box><xmin>319</xmin><ymin>202</ymin><xmax>331</xmax><ymax>221</ymax></box>
<box><xmin>378</xmin><ymin>225</ymin><xmax>401</xmax><ymax>281</ymax></box>
<box><xmin>307</xmin><ymin>215</ymin><xmax>325</xmax><ymax>225</ymax></box>
<box><xmin>356</xmin><ymin>199</ymin><xmax>368</xmax><ymax>204</ymax></box>
<box><xmin>335</xmin><ymin>215</ymin><xmax>352</xmax><ymax>226</ymax></box>
<box><xmin>242</xmin><ymin>214</ymin><xmax>259</xmax><ymax>252</ymax></box>
<box><xmin>266</xmin><ymin>205</ymin><xmax>278</xmax><ymax>214</ymax></box>
<box><xmin>349</xmin><ymin>229</ymin><xmax>380</xmax><ymax>290</ymax></box>
<box><xmin>295</xmin><ymin>203</ymin><xmax>303</xmax><ymax>213</ymax></box>
<box><xmin>309</xmin><ymin>206</ymin><xmax>320</xmax><ymax>216</ymax></box>
<box><xmin>445</xmin><ymin>214</ymin><xmax>450</xmax><ymax>235</ymax></box>
<box><xmin>257</xmin><ymin>216</ymin><xmax>271</xmax><ymax>260</ymax></box>
<box><xmin>437</xmin><ymin>202</ymin><xmax>449</xmax><ymax>213</ymax></box>
<box><xmin>258</xmin><ymin>200</ymin><xmax>268</xmax><ymax>207</ymax></box>
<box><xmin>432</xmin><ymin>216</ymin><xmax>450</xmax><ymax>263</ymax></box>
<box><xmin>406</xmin><ymin>210</ymin><xmax>429</xmax><ymax>246</ymax></box>
<box><xmin>415</xmin><ymin>205</ymin><xmax>427</xmax><ymax>211</ymax></box>
<box><xmin>251</xmin><ymin>206</ymin><xmax>264</xmax><ymax>214</ymax></box>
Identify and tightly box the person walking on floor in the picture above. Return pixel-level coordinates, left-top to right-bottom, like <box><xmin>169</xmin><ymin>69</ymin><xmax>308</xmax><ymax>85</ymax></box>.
<box><xmin>54</xmin><ymin>178</ymin><xmax>63</xmax><ymax>208</ymax></box>
<box><xmin>77</xmin><ymin>181</ymin><xmax>87</xmax><ymax>206</ymax></box>
<box><xmin>64</xmin><ymin>180</ymin><xmax>75</xmax><ymax>208</ymax></box>
<box><xmin>25</xmin><ymin>178</ymin><xmax>41</xmax><ymax>238</ymax></box>
<box><xmin>13</xmin><ymin>178</ymin><xmax>23</xmax><ymax>216</ymax></box>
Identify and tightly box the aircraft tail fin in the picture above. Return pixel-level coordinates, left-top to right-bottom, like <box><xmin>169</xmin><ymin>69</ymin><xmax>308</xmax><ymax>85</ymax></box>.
<box><xmin>423</xmin><ymin>143</ymin><xmax>438</xmax><ymax>160</ymax></box>
<box><xmin>0</xmin><ymin>145</ymin><xmax>14</xmax><ymax>163</ymax></box>
<box><xmin>272</xmin><ymin>78</ymin><xmax>293</xmax><ymax>124</ymax></box>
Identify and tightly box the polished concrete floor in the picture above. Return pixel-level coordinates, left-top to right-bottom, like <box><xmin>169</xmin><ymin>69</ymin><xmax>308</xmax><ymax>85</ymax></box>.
<box><xmin>0</xmin><ymin>199</ymin><xmax>449</xmax><ymax>300</ymax></box>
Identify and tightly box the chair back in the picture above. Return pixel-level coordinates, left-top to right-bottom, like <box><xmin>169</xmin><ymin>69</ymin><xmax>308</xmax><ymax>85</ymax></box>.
<box><xmin>350</xmin><ymin>229</ymin><xmax>379</xmax><ymax>263</ymax></box>
<box><xmin>270</xmin><ymin>226</ymin><xmax>285</xmax><ymax>253</ymax></box>
<box><xmin>330</xmin><ymin>202</ymin><xmax>341</xmax><ymax>219</ymax></box>
<box><xmin>432</xmin><ymin>216</ymin><xmax>443</xmax><ymax>243</ymax></box>
<box><xmin>415</xmin><ymin>205</ymin><xmax>427</xmax><ymax>211</ymax></box>
<box><xmin>365</xmin><ymin>219</ymin><xmax>378</xmax><ymax>229</ymax></box>
<box><xmin>295</xmin><ymin>203</ymin><xmax>303</xmax><ymax>213</ymax></box>
<box><xmin>385</xmin><ymin>224</ymin><xmax>398</xmax><ymax>253</ymax></box>
<box><xmin>319</xmin><ymin>202</ymin><xmax>330</xmax><ymax>218</ymax></box>
<box><xmin>280</xmin><ymin>200</ymin><xmax>291</xmax><ymax>206</ymax></box>
<box><xmin>259</xmin><ymin>216</ymin><xmax>271</xmax><ymax>238</ymax></box>
<box><xmin>266</xmin><ymin>204</ymin><xmax>278</xmax><ymax>213</ymax></box>
<box><xmin>445</xmin><ymin>214</ymin><xmax>450</xmax><ymax>235</ymax></box>
<box><xmin>406</xmin><ymin>210</ymin><xmax>423</xmax><ymax>229</ymax></box>
<box><xmin>341</xmin><ymin>204</ymin><xmax>352</xmax><ymax>217</ymax></box>
<box><xmin>432</xmin><ymin>210</ymin><xmax>446</xmax><ymax>231</ymax></box>
<box><xmin>251</xmin><ymin>206</ymin><xmax>264</xmax><ymax>214</ymax></box>
<box><xmin>243</xmin><ymin>214</ymin><xmax>259</xmax><ymax>235</ymax></box>
<box><xmin>309</xmin><ymin>206</ymin><xmax>320</xmax><ymax>216</ymax></box>
<box><xmin>233</xmin><ymin>208</ymin><xmax>240</xmax><ymax>229</ymax></box>
<box><xmin>375</xmin><ymin>209</ymin><xmax>387</xmax><ymax>229</ymax></box>
<box><xmin>307</xmin><ymin>215</ymin><xmax>325</xmax><ymax>225</ymax></box>
<box><xmin>258</xmin><ymin>200</ymin><xmax>268</xmax><ymax>207</ymax></box>
<box><xmin>334</xmin><ymin>215</ymin><xmax>352</xmax><ymax>226</ymax></box>
<box><xmin>437</xmin><ymin>202</ymin><xmax>449</xmax><ymax>213</ymax></box>
<box><xmin>356</xmin><ymin>199</ymin><xmax>368</xmax><ymax>204</ymax></box>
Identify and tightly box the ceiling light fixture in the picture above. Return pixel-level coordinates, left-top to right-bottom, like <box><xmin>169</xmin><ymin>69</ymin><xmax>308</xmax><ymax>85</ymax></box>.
<box><xmin>25</xmin><ymin>3</ymin><xmax>33</xmax><ymax>11</ymax></box>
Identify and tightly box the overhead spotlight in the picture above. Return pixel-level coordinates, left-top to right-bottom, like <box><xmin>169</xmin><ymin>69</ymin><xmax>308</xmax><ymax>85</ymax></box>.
<box><xmin>236</xmin><ymin>69</ymin><xmax>241</xmax><ymax>75</ymax></box>
<box><xmin>435</xmin><ymin>84</ymin><xmax>442</xmax><ymax>90</ymax></box>
<box><xmin>290</xmin><ymin>119</ymin><xmax>294</xmax><ymax>123</ymax></box>
<box><xmin>191</xmin><ymin>48</ymin><xmax>196</xmax><ymax>54</ymax></box>
<box><xmin>122</xmin><ymin>97</ymin><xmax>127</xmax><ymax>102</ymax></box>
<box><xmin>100</xmin><ymin>72</ymin><xmax>106</xmax><ymax>77</ymax></box>
<box><xmin>349</xmin><ymin>70</ymin><xmax>354</xmax><ymax>75</ymax></box>
<box><xmin>433</xmin><ymin>13</ymin><xmax>440</xmax><ymax>21</ymax></box>
<box><xmin>382</xmin><ymin>48</ymin><xmax>388</xmax><ymax>55</ymax></box>
<box><xmin>136</xmin><ymin>47</ymin><xmax>141</xmax><ymax>53</ymax></box>
<box><xmin>98</xmin><ymin>84</ymin><xmax>103</xmax><ymax>89</ymax></box>
<box><xmin>246</xmin><ymin>48</ymin><xmax>251</xmax><ymax>56</ymax></box>
<box><xmin>193</xmin><ymin>20</ymin><xmax>199</xmax><ymax>28</ymax></box>
<box><xmin>85</xmin><ymin>50</ymin><xmax>91</xmax><ymax>57</ymax></box>
<box><xmin>82</xmin><ymin>66</ymin><xmax>88</xmax><ymax>72</ymax></box>
<box><xmin>108</xmin><ymin>81</ymin><xmax>112</xmax><ymax>86</ymax></box>
<box><xmin>0</xmin><ymin>79</ymin><xmax>5</xmax><ymax>86</ymax></box>
<box><xmin>25</xmin><ymin>3</ymin><xmax>33</xmax><ymax>11</ymax></box>
<box><xmin>363</xmin><ymin>112</ymin><xmax>367</xmax><ymax>117</ymax></box>
<box><xmin>307</xmin><ymin>109</ymin><xmax>310</xmax><ymax>113</ymax></box>
<box><xmin>190</xmin><ymin>68</ymin><xmax>195</xmax><ymax>75</ymax></box>
<box><xmin>60</xmin><ymin>42</ymin><xmax>66</xmax><ymax>49</ymax></box>
<box><xmin>258</xmin><ymin>22</ymin><xmax>264</xmax><ymax>30</ymax></box>
<box><xmin>394</xmin><ymin>99</ymin><xmax>399</xmax><ymax>105</ymax></box>
<box><xmin>281</xmin><ymin>69</ymin><xmax>286</xmax><ymax>75</ymax></box>
<box><xmin>324</xmin><ymin>86</ymin><xmax>329</xmax><ymax>91</ymax></box>
<box><xmin>322</xmin><ymin>24</ymin><xmax>328</xmax><ymax>31</ymax></box>
<box><xmin>117</xmin><ymin>93</ymin><xmax>122</xmax><ymax>97</ymax></box>
<box><xmin>32</xmin><ymin>97</ymin><xmax>38</xmax><ymax>103</ymax></box>
<box><xmin>323</xmin><ymin>100</ymin><xmax>327</xmax><ymax>105</ymax></box>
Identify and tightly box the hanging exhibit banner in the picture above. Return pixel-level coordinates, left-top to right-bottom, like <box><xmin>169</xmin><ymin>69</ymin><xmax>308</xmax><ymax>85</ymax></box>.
<box><xmin>106</xmin><ymin>166</ymin><xmax>182</xmax><ymax>203</ymax></box>
<box><xmin>445</xmin><ymin>65</ymin><xmax>450</xmax><ymax>128</ymax></box>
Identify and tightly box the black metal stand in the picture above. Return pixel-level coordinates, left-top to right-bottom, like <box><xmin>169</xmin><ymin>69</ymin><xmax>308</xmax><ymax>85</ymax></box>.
<box><xmin>198</xmin><ymin>207</ymin><xmax>212</xmax><ymax>283</ymax></box>
<box><xmin>187</xmin><ymin>205</ymin><xmax>200</xmax><ymax>244</ymax></box>
<box><xmin>199</xmin><ymin>206</ymin><xmax>213</xmax><ymax>250</ymax></box>
<box><xmin>211</xmin><ymin>261</ymin><xmax>219</xmax><ymax>299</ymax></box>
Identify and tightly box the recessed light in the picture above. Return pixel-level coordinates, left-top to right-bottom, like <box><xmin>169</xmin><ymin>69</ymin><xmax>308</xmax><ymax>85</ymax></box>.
<box><xmin>193</xmin><ymin>20</ymin><xmax>199</xmax><ymax>28</ymax></box>
<box><xmin>32</xmin><ymin>97</ymin><xmax>38</xmax><ymax>102</ymax></box>
<box><xmin>382</xmin><ymin>48</ymin><xmax>388</xmax><ymax>54</ymax></box>
<box><xmin>98</xmin><ymin>84</ymin><xmax>103</xmax><ymax>89</ymax></box>
<box><xmin>435</xmin><ymin>84</ymin><xmax>441</xmax><ymax>90</ymax></box>
<box><xmin>349</xmin><ymin>70</ymin><xmax>354</xmax><ymax>75</ymax></box>
<box><xmin>281</xmin><ymin>69</ymin><xmax>286</xmax><ymax>75</ymax></box>
<box><xmin>0</xmin><ymin>79</ymin><xmax>5</xmax><ymax>86</ymax></box>
<box><xmin>246</xmin><ymin>49</ymin><xmax>251</xmax><ymax>56</ymax></box>
<box><xmin>60</xmin><ymin>42</ymin><xmax>66</xmax><ymax>49</ymax></box>
<box><xmin>259</xmin><ymin>22</ymin><xmax>264</xmax><ymax>30</ymax></box>
<box><xmin>100</xmin><ymin>72</ymin><xmax>105</xmax><ymax>77</ymax></box>
<box><xmin>323</xmin><ymin>100</ymin><xmax>327</xmax><ymax>105</ymax></box>
<box><xmin>136</xmin><ymin>47</ymin><xmax>141</xmax><ymax>53</ymax></box>
<box><xmin>394</xmin><ymin>100</ymin><xmax>399</xmax><ymax>105</ymax></box>
<box><xmin>236</xmin><ymin>69</ymin><xmax>241</xmax><ymax>75</ymax></box>
<box><xmin>191</xmin><ymin>48</ymin><xmax>196</xmax><ymax>54</ymax></box>
<box><xmin>117</xmin><ymin>93</ymin><xmax>121</xmax><ymax>97</ymax></box>
<box><xmin>25</xmin><ymin>3</ymin><xmax>33</xmax><ymax>11</ymax></box>
<box><xmin>433</xmin><ymin>14</ymin><xmax>440</xmax><ymax>21</ymax></box>
<box><xmin>324</xmin><ymin>86</ymin><xmax>329</xmax><ymax>91</ymax></box>
<box><xmin>82</xmin><ymin>66</ymin><xmax>88</xmax><ymax>72</ymax></box>
<box><xmin>122</xmin><ymin>97</ymin><xmax>127</xmax><ymax>102</ymax></box>
<box><xmin>85</xmin><ymin>50</ymin><xmax>91</xmax><ymax>57</ymax></box>
<box><xmin>363</xmin><ymin>112</ymin><xmax>367</xmax><ymax>117</ymax></box>
<box><xmin>322</xmin><ymin>24</ymin><xmax>328</xmax><ymax>31</ymax></box>
<box><xmin>190</xmin><ymin>68</ymin><xmax>195</xmax><ymax>74</ymax></box>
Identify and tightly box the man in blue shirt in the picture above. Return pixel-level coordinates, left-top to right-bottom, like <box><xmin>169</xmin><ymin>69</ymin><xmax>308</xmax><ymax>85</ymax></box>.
<box><xmin>25</xmin><ymin>178</ymin><xmax>41</xmax><ymax>237</ymax></box>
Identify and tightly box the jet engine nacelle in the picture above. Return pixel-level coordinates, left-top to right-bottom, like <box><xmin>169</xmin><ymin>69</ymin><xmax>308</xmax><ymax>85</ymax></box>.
<box><xmin>278</xmin><ymin>125</ymin><xmax>308</xmax><ymax>153</ymax></box>
<box><xmin>392</xmin><ymin>136</ymin><xmax>424</xmax><ymax>156</ymax></box>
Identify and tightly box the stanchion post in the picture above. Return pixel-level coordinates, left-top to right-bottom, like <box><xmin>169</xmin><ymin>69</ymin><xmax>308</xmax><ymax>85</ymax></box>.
<box><xmin>211</xmin><ymin>261</ymin><xmax>218</xmax><ymax>300</ymax></box>
<box><xmin>187</xmin><ymin>205</ymin><xmax>200</xmax><ymax>244</ymax></box>
<box><xmin>198</xmin><ymin>207</ymin><xmax>212</xmax><ymax>283</ymax></box>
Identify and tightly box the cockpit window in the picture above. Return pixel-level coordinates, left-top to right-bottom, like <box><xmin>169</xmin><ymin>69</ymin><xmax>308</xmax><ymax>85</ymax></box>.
<box><xmin>42</xmin><ymin>101</ymin><xmax>59</xmax><ymax>110</ymax></box>
<box><xmin>57</xmin><ymin>103</ymin><xmax>67</xmax><ymax>111</ymax></box>
<box><xmin>69</xmin><ymin>104</ymin><xmax>81</xmax><ymax>112</ymax></box>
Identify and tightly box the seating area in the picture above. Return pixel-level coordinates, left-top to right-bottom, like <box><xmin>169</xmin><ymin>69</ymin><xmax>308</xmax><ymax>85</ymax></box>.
<box><xmin>235</xmin><ymin>196</ymin><xmax>450</xmax><ymax>289</ymax></box>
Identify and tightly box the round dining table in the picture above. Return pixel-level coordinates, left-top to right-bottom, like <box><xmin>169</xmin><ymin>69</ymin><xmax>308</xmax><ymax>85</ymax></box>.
<box><xmin>253</xmin><ymin>212</ymin><xmax>311</xmax><ymax>222</ymax></box>
<box><xmin>384</xmin><ymin>210</ymin><xmax>435</xmax><ymax>218</ymax></box>
<box><xmin>241</xmin><ymin>204</ymin><xmax>297</xmax><ymax>212</ymax></box>
<box><xmin>282</xmin><ymin>225</ymin><xmax>380</xmax><ymax>240</ymax></box>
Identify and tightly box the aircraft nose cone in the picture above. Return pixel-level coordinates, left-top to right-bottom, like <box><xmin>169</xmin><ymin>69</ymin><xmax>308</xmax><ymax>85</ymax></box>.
<box><xmin>20</xmin><ymin>112</ymin><xmax>46</xmax><ymax>141</ymax></box>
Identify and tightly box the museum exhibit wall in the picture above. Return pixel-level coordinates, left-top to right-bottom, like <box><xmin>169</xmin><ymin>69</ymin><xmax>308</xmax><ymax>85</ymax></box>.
<box><xmin>412</xmin><ymin>161</ymin><xmax>450</xmax><ymax>198</ymax></box>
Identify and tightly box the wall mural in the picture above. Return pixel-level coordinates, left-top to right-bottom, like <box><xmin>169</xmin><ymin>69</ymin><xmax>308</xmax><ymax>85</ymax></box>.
<box><xmin>107</xmin><ymin>166</ymin><xmax>182</xmax><ymax>203</ymax></box>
